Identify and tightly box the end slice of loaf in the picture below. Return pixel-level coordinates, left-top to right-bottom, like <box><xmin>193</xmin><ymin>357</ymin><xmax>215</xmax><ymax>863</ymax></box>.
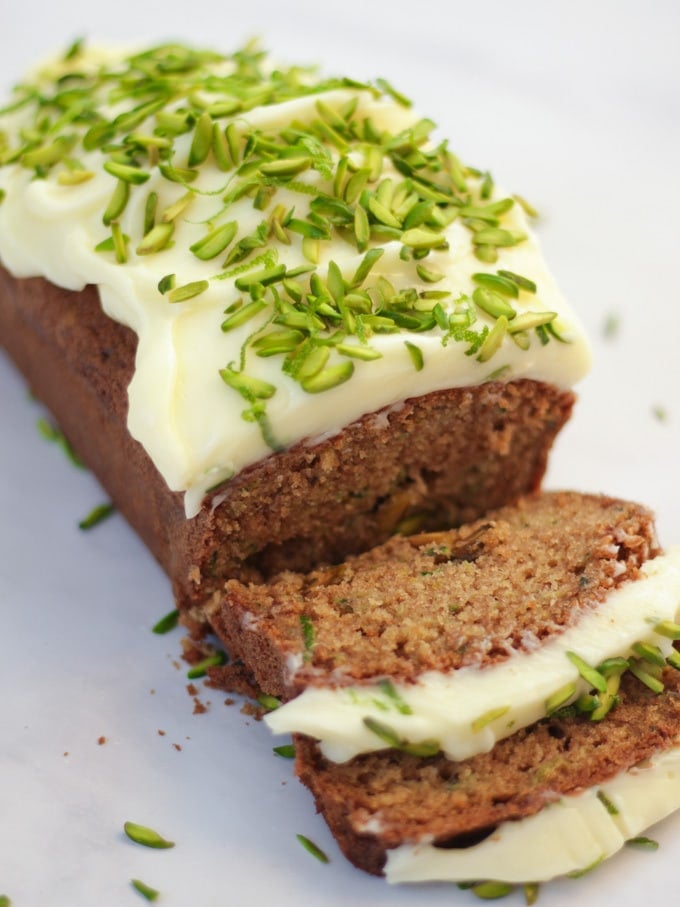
<box><xmin>206</xmin><ymin>491</ymin><xmax>659</xmax><ymax>699</ymax></box>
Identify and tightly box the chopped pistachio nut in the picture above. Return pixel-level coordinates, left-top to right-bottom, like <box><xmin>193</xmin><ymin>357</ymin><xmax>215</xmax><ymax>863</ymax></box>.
<box><xmin>296</xmin><ymin>834</ymin><xmax>330</xmax><ymax>864</ymax></box>
<box><xmin>123</xmin><ymin>822</ymin><xmax>175</xmax><ymax>849</ymax></box>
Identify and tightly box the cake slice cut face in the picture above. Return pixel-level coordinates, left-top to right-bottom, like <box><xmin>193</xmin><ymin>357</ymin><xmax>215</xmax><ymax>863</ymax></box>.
<box><xmin>205</xmin><ymin>492</ymin><xmax>680</xmax><ymax>762</ymax></box>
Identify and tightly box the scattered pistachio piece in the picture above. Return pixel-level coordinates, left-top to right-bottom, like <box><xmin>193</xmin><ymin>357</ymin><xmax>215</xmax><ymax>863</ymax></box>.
<box><xmin>78</xmin><ymin>502</ymin><xmax>115</xmax><ymax>530</ymax></box>
<box><xmin>124</xmin><ymin>822</ymin><xmax>175</xmax><ymax>849</ymax></box>
<box><xmin>152</xmin><ymin>609</ymin><xmax>179</xmax><ymax>635</ymax></box>
<box><xmin>296</xmin><ymin>834</ymin><xmax>330</xmax><ymax>864</ymax></box>
<box><xmin>131</xmin><ymin>879</ymin><xmax>159</xmax><ymax>902</ymax></box>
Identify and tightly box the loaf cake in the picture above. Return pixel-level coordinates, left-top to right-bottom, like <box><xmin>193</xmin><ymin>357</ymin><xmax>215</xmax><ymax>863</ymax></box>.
<box><xmin>8</xmin><ymin>39</ymin><xmax>677</xmax><ymax>896</ymax></box>
<box><xmin>207</xmin><ymin>492</ymin><xmax>680</xmax><ymax>886</ymax></box>
<box><xmin>0</xmin><ymin>40</ymin><xmax>589</xmax><ymax>626</ymax></box>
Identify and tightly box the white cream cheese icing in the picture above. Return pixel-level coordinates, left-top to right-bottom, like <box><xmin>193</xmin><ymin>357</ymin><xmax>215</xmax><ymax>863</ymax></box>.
<box><xmin>384</xmin><ymin>741</ymin><xmax>680</xmax><ymax>884</ymax></box>
<box><xmin>0</xmin><ymin>44</ymin><xmax>591</xmax><ymax>516</ymax></box>
<box><xmin>266</xmin><ymin>548</ymin><xmax>680</xmax><ymax>762</ymax></box>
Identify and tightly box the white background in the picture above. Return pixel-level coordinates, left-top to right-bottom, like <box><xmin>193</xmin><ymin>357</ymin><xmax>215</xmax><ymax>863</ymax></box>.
<box><xmin>1</xmin><ymin>1</ymin><xmax>679</xmax><ymax>904</ymax></box>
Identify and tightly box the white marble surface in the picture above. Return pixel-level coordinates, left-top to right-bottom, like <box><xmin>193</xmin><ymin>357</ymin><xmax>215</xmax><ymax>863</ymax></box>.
<box><xmin>1</xmin><ymin>2</ymin><xmax>679</xmax><ymax>904</ymax></box>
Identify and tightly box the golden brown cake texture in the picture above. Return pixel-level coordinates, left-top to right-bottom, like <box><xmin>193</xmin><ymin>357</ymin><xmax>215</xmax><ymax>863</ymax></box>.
<box><xmin>0</xmin><ymin>264</ymin><xmax>575</xmax><ymax>624</ymax></box>
<box><xmin>294</xmin><ymin>669</ymin><xmax>680</xmax><ymax>877</ymax></box>
<box><xmin>205</xmin><ymin>491</ymin><xmax>658</xmax><ymax>699</ymax></box>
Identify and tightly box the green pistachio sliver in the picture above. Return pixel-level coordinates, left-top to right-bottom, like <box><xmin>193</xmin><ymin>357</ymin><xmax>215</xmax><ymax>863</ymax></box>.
<box><xmin>545</xmin><ymin>681</ymin><xmax>577</xmax><ymax>716</ymax></box>
<box><xmin>473</xmin><ymin>287</ymin><xmax>516</xmax><ymax>320</ymax></box>
<box><xmin>344</xmin><ymin>168</ymin><xmax>370</xmax><ymax>204</ymax></box>
<box><xmin>625</xmin><ymin>836</ymin><xmax>659</xmax><ymax>850</ymax></box>
<box><xmin>0</xmin><ymin>896</ymin><xmax>10</xmax><ymax>907</ymax></box>
<box><xmin>273</xmin><ymin>743</ymin><xmax>296</xmax><ymax>758</ymax></box>
<box><xmin>78</xmin><ymin>502</ymin><xmax>115</xmax><ymax>530</ymax></box>
<box><xmin>297</xmin><ymin>346</ymin><xmax>330</xmax><ymax>382</ymax></box>
<box><xmin>472</xmin><ymin>272</ymin><xmax>519</xmax><ymax>298</ymax></box>
<box><xmin>144</xmin><ymin>191</ymin><xmax>158</xmax><ymax>235</ymax></box>
<box><xmin>186</xmin><ymin>650</ymin><xmax>227</xmax><ymax>679</ymax></box>
<box><xmin>253</xmin><ymin>329</ymin><xmax>304</xmax><ymax>356</ymax></box>
<box><xmin>260</xmin><ymin>156</ymin><xmax>311</xmax><ymax>177</ymax></box>
<box><xmin>124</xmin><ymin>822</ymin><xmax>175</xmax><ymax>849</ymax></box>
<box><xmin>302</xmin><ymin>237</ymin><xmax>320</xmax><ymax>264</ymax></box>
<box><xmin>654</xmin><ymin>620</ymin><xmax>680</xmax><ymax>640</ymax></box>
<box><xmin>220</xmin><ymin>368</ymin><xmax>276</xmax><ymax>400</ymax></box>
<box><xmin>367</xmin><ymin>195</ymin><xmax>401</xmax><ymax>229</ymax></box>
<box><xmin>159</xmin><ymin>162</ymin><xmax>199</xmax><ymax>184</ymax></box>
<box><xmin>404</xmin><ymin>340</ymin><xmax>424</xmax><ymax>371</ymax></box>
<box><xmin>167</xmin><ymin>280</ymin><xmax>209</xmax><ymax>303</ymax></box>
<box><xmin>152</xmin><ymin>609</ymin><xmax>179</xmax><ymax>634</ymax></box>
<box><xmin>416</xmin><ymin>262</ymin><xmax>444</xmax><ymax>283</ymax></box>
<box><xmin>470</xmin><ymin>881</ymin><xmax>514</xmax><ymax>899</ymax></box>
<box><xmin>513</xmin><ymin>193</ymin><xmax>539</xmax><ymax>218</ymax></box>
<box><xmin>597</xmin><ymin>656</ymin><xmax>630</xmax><ymax>678</ymax></box>
<box><xmin>590</xmin><ymin>670</ymin><xmax>623</xmax><ymax>722</ymax></box>
<box><xmin>190</xmin><ymin>221</ymin><xmax>238</xmax><ymax>260</ymax></box>
<box><xmin>631</xmin><ymin>641</ymin><xmax>667</xmax><ymax>668</ymax></box>
<box><xmin>377</xmin><ymin>679</ymin><xmax>413</xmax><ymax>715</ymax></box>
<box><xmin>362</xmin><ymin>716</ymin><xmax>401</xmax><ymax>748</ymax></box>
<box><xmin>628</xmin><ymin>658</ymin><xmax>664</xmax><ymax>694</ymax></box>
<box><xmin>300</xmin><ymin>360</ymin><xmax>354</xmax><ymax>393</ymax></box>
<box><xmin>353</xmin><ymin>204</ymin><xmax>370</xmax><ymax>251</ymax></box>
<box><xmin>162</xmin><ymin>190</ymin><xmax>195</xmax><ymax>223</ymax></box>
<box><xmin>474</xmin><ymin>244</ymin><xmax>498</xmax><ymax>264</ymax></box>
<box><xmin>157</xmin><ymin>273</ymin><xmax>176</xmax><ymax>295</ymax></box>
<box><xmin>300</xmin><ymin>614</ymin><xmax>315</xmax><ymax>661</ymax></box>
<box><xmin>103</xmin><ymin>161</ymin><xmax>150</xmax><ymax>185</ymax></box>
<box><xmin>234</xmin><ymin>264</ymin><xmax>286</xmax><ymax>290</ymax></box>
<box><xmin>296</xmin><ymin>834</ymin><xmax>330</xmax><ymax>864</ymax></box>
<box><xmin>131</xmin><ymin>879</ymin><xmax>159</xmax><ymax>902</ymax></box>
<box><xmin>596</xmin><ymin>789</ymin><xmax>619</xmax><ymax>815</ymax></box>
<box><xmin>136</xmin><ymin>222</ymin><xmax>174</xmax><ymax>255</ymax></box>
<box><xmin>102</xmin><ymin>179</ymin><xmax>129</xmax><ymax>226</ymax></box>
<box><xmin>257</xmin><ymin>692</ymin><xmax>281</xmax><ymax>711</ymax></box>
<box><xmin>476</xmin><ymin>315</ymin><xmax>508</xmax><ymax>363</ymax></box>
<box><xmin>221</xmin><ymin>299</ymin><xmax>267</xmax><ymax>332</ymax></box>
<box><xmin>508</xmin><ymin>312</ymin><xmax>557</xmax><ymax>334</ymax></box>
<box><xmin>111</xmin><ymin>223</ymin><xmax>128</xmax><ymax>264</ymax></box>
<box><xmin>187</xmin><ymin>111</ymin><xmax>213</xmax><ymax>167</ymax></box>
<box><xmin>336</xmin><ymin>343</ymin><xmax>382</xmax><ymax>361</ymax></box>
<box><xmin>566</xmin><ymin>651</ymin><xmax>607</xmax><ymax>692</ymax></box>
<box><xmin>497</xmin><ymin>270</ymin><xmax>537</xmax><ymax>293</ymax></box>
<box><xmin>472</xmin><ymin>228</ymin><xmax>527</xmax><ymax>247</ymax></box>
<box><xmin>400</xmin><ymin>227</ymin><xmax>448</xmax><ymax>250</ymax></box>
<box><xmin>471</xmin><ymin>705</ymin><xmax>510</xmax><ymax>733</ymax></box>
<box><xmin>401</xmin><ymin>739</ymin><xmax>440</xmax><ymax>757</ymax></box>
<box><xmin>57</xmin><ymin>168</ymin><xmax>94</xmax><ymax>186</ymax></box>
<box><xmin>666</xmin><ymin>650</ymin><xmax>680</xmax><ymax>671</ymax></box>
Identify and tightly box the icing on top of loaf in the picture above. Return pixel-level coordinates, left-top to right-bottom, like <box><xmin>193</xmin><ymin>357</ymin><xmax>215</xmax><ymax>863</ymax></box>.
<box><xmin>0</xmin><ymin>41</ymin><xmax>591</xmax><ymax>515</ymax></box>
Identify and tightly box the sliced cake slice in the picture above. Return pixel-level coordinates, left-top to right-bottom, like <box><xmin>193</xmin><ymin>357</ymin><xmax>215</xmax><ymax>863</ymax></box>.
<box><xmin>293</xmin><ymin>668</ymin><xmax>680</xmax><ymax>883</ymax></box>
<box><xmin>205</xmin><ymin>491</ymin><xmax>680</xmax><ymax>763</ymax></box>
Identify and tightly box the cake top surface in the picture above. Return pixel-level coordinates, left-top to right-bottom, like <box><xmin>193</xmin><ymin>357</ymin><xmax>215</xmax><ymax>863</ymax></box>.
<box><xmin>0</xmin><ymin>41</ymin><xmax>591</xmax><ymax>514</ymax></box>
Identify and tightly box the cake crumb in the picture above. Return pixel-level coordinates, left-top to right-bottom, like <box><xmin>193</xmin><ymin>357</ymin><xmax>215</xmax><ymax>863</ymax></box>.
<box><xmin>172</xmin><ymin>743</ymin><xmax>182</xmax><ymax>752</ymax></box>
<box><xmin>157</xmin><ymin>729</ymin><xmax>166</xmax><ymax>736</ymax></box>
<box><xmin>97</xmin><ymin>736</ymin><xmax>106</xmax><ymax>746</ymax></box>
